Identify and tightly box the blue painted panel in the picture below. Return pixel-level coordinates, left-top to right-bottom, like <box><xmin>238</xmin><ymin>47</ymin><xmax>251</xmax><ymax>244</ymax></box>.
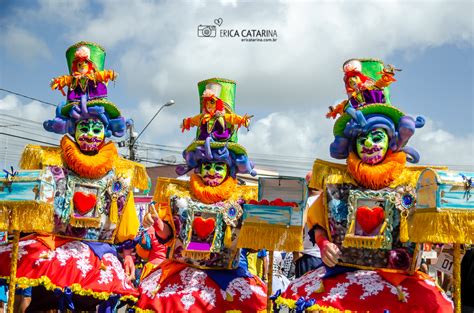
<box><xmin>438</xmin><ymin>184</ymin><xmax>474</xmax><ymax>210</ymax></box>
<box><xmin>0</xmin><ymin>181</ymin><xmax>41</xmax><ymax>200</ymax></box>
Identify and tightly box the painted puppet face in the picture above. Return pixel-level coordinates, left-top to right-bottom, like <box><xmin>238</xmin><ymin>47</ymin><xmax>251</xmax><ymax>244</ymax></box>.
<box><xmin>356</xmin><ymin>128</ymin><xmax>389</xmax><ymax>165</ymax></box>
<box><xmin>75</xmin><ymin>118</ymin><xmax>105</xmax><ymax>152</ymax></box>
<box><xmin>203</xmin><ymin>97</ymin><xmax>217</xmax><ymax>115</ymax></box>
<box><xmin>199</xmin><ymin>162</ymin><xmax>228</xmax><ymax>186</ymax></box>
<box><xmin>77</xmin><ymin>61</ymin><xmax>91</xmax><ymax>75</ymax></box>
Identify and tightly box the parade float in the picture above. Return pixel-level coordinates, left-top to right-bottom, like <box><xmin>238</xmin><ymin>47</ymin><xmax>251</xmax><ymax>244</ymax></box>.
<box><xmin>273</xmin><ymin>59</ymin><xmax>459</xmax><ymax>312</ymax></box>
<box><xmin>134</xmin><ymin>78</ymin><xmax>270</xmax><ymax>313</ymax></box>
<box><xmin>0</xmin><ymin>41</ymin><xmax>149</xmax><ymax>312</ymax></box>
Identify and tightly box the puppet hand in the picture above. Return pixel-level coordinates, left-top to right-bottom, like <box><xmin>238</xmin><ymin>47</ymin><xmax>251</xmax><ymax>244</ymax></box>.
<box><xmin>319</xmin><ymin>239</ymin><xmax>341</xmax><ymax>267</ymax></box>
<box><xmin>123</xmin><ymin>251</ymin><xmax>136</xmax><ymax>282</ymax></box>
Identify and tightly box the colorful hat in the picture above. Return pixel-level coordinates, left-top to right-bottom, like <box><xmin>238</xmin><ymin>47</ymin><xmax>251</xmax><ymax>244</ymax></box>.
<box><xmin>178</xmin><ymin>78</ymin><xmax>255</xmax><ymax>176</ymax></box>
<box><xmin>65</xmin><ymin>41</ymin><xmax>106</xmax><ymax>74</ymax></box>
<box><xmin>198</xmin><ymin>77</ymin><xmax>236</xmax><ymax>113</ymax></box>
<box><xmin>61</xmin><ymin>41</ymin><xmax>120</xmax><ymax>119</ymax></box>
<box><xmin>334</xmin><ymin>58</ymin><xmax>400</xmax><ymax>137</ymax></box>
<box><xmin>333</xmin><ymin>103</ymin><xmax>405</xmax><ymax>137</ymax></box>
<box><xmin>61</xmin><ymin>98</ymin><xmax>122</xmax><ymax>119</ymax></box>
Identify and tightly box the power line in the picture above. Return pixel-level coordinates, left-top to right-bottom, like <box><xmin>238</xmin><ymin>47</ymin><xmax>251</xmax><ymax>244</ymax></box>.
<box><xmin>0</xmin><ymin>88</ymin><xmax>57</xmax><ymax>107</ymax></box>
<box><xmin>0</xmin><ymin>133</ymin><xmax>58</xmax><ymax>146</ymax></box>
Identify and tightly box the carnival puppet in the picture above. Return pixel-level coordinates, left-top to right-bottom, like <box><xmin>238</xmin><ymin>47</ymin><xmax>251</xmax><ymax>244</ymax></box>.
<box><xmin>135</xmin><ymin>78</ymin><xmax>267</xmax><ymax>313</ymax></box>
<box><xmin>0</xmin><ymin>42</ymin><xmax>148</xmax><ymax>311</ymax></box>
<box><xmin>274</xmin><ymin>59</ymin><xmax>453</xmax><ymax>313</ymax></box>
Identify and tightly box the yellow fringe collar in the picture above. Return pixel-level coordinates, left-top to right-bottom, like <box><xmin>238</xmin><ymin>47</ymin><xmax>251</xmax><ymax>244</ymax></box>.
<box><xmin>61</xmin><ymin>135</ymin><xmax>118</xmax><ymax>179</ymax></box>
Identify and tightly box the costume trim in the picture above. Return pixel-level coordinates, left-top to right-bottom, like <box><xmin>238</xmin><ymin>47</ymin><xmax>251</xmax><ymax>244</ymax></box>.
<box><xmin>0</xmin><ymin>201</ymin><xmax>54</xmax><ymax>232</ymax></box>
<box><xmin>346</xmin><ymin>151</ymin><xmax>406</xmax><ymax>190</ymax></box>
<box><xmin>409</xmin><ymin>210</ymin><xmax>474</xmax><ymax>244</ymax></box>
<box><xmin>237</xmin><ymin>223</ymin><xmax>303</xmax><ymax>252</ymax></box>
<box><xmin>61</xmin><ymin>135</ymin><xmax>117</xmax><ymax>179</ymax></box>
<box><xmin>274</xmin><ymin>296</ymin><xmax>342</xmax><ymax>312</ymax></box>
<box><xmin>0</xmin><ymin>275</ymin><xmax>138</xmax><ymax>302</ymax></box>
<box><xmin>190</xmin><ymin>174</ymin><xmax>237</xmax><ymax>204</ymax></box>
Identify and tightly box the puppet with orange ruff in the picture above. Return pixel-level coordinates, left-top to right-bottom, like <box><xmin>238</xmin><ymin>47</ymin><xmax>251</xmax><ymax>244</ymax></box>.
<box><xmin>272</xmin><ymin>59</ymin><xmax>453</xmax><ymax>313</ymax></box>
<box><xmin>135</xmin><ymin>78</ymin><xmax>266</xmax><ymax>313</ymax></box>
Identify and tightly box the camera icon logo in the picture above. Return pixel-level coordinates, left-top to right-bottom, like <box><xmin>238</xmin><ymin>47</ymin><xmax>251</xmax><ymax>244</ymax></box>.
<box><xmin>197</xmin><ymin>25</ymin><xmax>217</xmax><ymax>37</ymax></box>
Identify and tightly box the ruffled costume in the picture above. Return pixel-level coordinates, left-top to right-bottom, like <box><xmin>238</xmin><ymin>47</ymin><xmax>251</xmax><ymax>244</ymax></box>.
<box><xmin>0</xmin><ymin>41</ymin><xmax>149</xmax><ymax>311</ymax></box>
<box><xmin>274</xmin><ymin>59</ymin><xmax>454</xmax><ymax>313</ymax></box>
<box><xmin>135</xmin><ymin>78</ymin><xmax>267</xmax><ymax>313</ymax></box>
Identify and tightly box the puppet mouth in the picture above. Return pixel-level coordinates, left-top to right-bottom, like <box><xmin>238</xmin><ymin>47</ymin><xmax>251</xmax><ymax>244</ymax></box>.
<box><xmin>77</xmin><ymin>137</ymin><xmax>102</xmax><ymax>151</ymax></box>
<box><xmin>361</xmin><ymin>146</ymin><xmax>382</xmax><ymax>155</ymax></box>
<box><xmin>203</xmin><ymin>174</ymin><xmax>224</xmax><ymax>186</ymax></box>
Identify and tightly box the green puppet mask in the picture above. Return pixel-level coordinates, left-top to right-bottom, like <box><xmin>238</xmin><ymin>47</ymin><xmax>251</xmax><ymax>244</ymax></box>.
<box><xmin>75</xmin><ymin>118</ymin><xmax>105</xmax><ymax>152</ymax></box>
<box><xmin>356</xmin><ymin>128</ymin><xmax>389</xmax><ymax>165</ymax></box>
<box><xmin>199</xmin><ymin>162</ymin><xmax>228</xmax><ymax>186</ymax></box>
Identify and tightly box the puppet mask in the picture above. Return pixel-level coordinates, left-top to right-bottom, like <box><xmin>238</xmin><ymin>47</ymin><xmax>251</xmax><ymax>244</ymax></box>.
<box><xmin>203</xmin><ymin>97</ymin><xmax>217</xmax><ymax>115</ymax></box>
<box><xmin>356</xmin><ymin>128</ymin><xmax>389</xmax><ymax>165</ymax></box>
<box><xmin>200</xmin><ymin>162</ymin><xmax>228</xmax><ymax>186</ymax></box>
<box><xmin>75</xmin><ymin>118</ymin><xmax>105</xmax><ymax>152</ymax></box>
<box><xmin>77</xmin><ymin>61</ymin><xmax>91</xmax><ymax>75</ymax></box>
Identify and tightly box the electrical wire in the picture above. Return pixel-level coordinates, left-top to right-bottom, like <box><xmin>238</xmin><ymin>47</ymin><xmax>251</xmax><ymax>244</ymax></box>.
<box><xmin>0</xmin><ymin>88</ymin><xmax>57</xmax><ymax>107</ymax></box>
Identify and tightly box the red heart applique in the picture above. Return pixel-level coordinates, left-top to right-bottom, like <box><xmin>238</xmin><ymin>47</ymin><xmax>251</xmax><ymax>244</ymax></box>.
<box><xmin>193</xmin><ymin>217</ymin><xmax>216</xmax><ymax>240</ymax></box>
<box><xmin>73</xmin><ymin>192</ymin><xmax>97</xmax><ymax>215</ymax></box>
<box><xmin>356</xmin><ymin>206</ymin><xmax>385</xmax><ymax>234</ymax></box>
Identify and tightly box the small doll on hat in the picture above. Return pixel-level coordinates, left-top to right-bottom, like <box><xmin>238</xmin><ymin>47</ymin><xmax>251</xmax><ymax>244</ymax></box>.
<box><xmin>50</xmin><ymin>42</ymin><xmax>118</xmax><ymax>102</ymax></box>
<box><xmin>327</xmin><ymin>59</ymin><xmax>400</xmax><ymax>125</ymax></box>
<box><xmin>181</xmin><ymin>80</ymin><xmax>252</xmax><ymax>142</ymax></box>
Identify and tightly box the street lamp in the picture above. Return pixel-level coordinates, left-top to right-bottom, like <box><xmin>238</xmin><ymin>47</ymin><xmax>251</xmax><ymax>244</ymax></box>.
<box><xmin>129</xmin><ymin>100</ymin><xmax>175</xmax><ymax>161</ymax></box>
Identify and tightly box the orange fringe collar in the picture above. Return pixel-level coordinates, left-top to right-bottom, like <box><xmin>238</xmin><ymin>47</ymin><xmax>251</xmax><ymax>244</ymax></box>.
<box><xmin>61</xmin><ymin>135</ymin><xmax>118</xmax><ymax>179</ymax></box>
<box><xmin>190</xmin><ymin>173</ymin><xmax>237</xmax><ymax>204</ymax></box>
<box><xmin>347</xmin><ymin>150</ymin><xmax>406</xmax><ymax>190</ymax></box>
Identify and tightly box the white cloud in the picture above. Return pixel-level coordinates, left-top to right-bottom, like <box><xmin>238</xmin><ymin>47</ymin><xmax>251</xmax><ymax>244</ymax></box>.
<box><xmin>1</xmin><ymin>26</ymin><xmax>51</xmax><ymax>62</ymax></box>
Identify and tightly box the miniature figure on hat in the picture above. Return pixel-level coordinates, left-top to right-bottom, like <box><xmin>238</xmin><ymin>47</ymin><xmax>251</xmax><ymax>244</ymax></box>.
<box><xmin>50</xmin><ymin>41</ymin><xmax>118</xmax><ymax>102</ymax></box>
<box><xmin>181</xmin><ymin>78</ymin><xmax>252</xmax><ymax>143</ymax></box>
<box><xmin>326</xmin><ymin>58</ymin><xmax>400</xmax><ymax>126</ymax></box>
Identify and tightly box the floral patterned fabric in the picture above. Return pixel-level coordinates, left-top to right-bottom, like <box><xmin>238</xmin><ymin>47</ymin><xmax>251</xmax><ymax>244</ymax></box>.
<box><xmin>0</xmin><ymin>235</ymin><xmax>137</xmax><ymax>298</ymax></box>
<box><xmin>136</xmin><ymin>262</ymin><xmax>267</xmax><ymax>313</ymax></box>
<box><xmin>279</xmin><ymin>267</ymin><xmax>453</xmax><ymax>313</ymax></box>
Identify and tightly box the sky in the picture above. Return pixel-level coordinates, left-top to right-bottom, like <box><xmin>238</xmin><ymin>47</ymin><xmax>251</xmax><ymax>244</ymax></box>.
<box><xmin>0</xmin><ymin>0</ymin><xmax>473</xmax><ymax>177</ymax></box>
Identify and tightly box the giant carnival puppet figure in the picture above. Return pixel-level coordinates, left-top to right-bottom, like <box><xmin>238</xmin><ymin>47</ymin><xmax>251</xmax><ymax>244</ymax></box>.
<box><xmin>134</xmin><ymin>78</ymin><xmax>268</xmax><ymax>313</ymax></box>
<box><xmin>0</xmin><ymin>41</ymin><xmax>149</xmax><ymax>311</ymax></box>
<box><xmin>273</xmin><ymin>59</ymin><xmax>454</xmax><ymax>313</ymax></box>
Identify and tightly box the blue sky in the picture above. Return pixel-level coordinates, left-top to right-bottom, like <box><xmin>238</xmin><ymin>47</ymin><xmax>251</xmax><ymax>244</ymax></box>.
<box><xmin>0</xmin><ymin>0</ymin><xmax>473</xmax><ymax>175</ymax></box>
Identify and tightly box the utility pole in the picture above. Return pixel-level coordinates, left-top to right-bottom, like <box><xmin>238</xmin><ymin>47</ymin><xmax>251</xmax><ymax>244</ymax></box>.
<box><xmin>128</xmin><ymin>123</ymin><xmax>138</xmax><ymax>161</ymax></box>
<box><xmin>127</xmin><ymin>100</ymin><xmax>175</xmax><ymax>161</ymax></box>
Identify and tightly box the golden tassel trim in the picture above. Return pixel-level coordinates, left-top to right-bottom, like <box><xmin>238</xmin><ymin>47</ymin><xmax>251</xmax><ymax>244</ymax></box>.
<box><xmin>342</xmin><ymin>235</ymin><xmax>385</xmax><ymax>249</ymax></box>
<box><xmin>109</xmin><ymin>195</ymin><xmax>119</xmax><ymax>224</ymax></box>
<box><xmin>453</xmin><ymin>244</ymin><xmax>462</xmax><ymax>313</ymax></box>
<box><xmin>224</xmin><ymin>225</ymin><xmax>233</xmax><ymax>248</ymax></box>
<box><xmin>69</xmin><ymin>216</ymin><xmax>101</xmax><ymax>228</ymax></box>
<box><xmin>0</xmin><ymin>201</ymin><xmax>54</xmax><ymax>232</ymax></box>
<box><xmin>237</xmin><ymin>223</ymin><xmax>303</xmax><ymax>251</ymax></box>
<box><xmin>115</xmin><ymin>158</ymin><xmax>150</xmax><ymax>191</ymax></box>
<box><xmin>181</xmin><ymin>249</ymin><xmax>211</xmax><ymax>260</ymax></box>
<box><xmin>19</xmin><ymin>145</ymin><xmax>63</xmax><ymax>170</ymax></box>
<box><xmin>409</xmin><ymin>210</ymin><xmax>474</xmax><ymax>244</ymax></box>
<box><xmin>399</xmin><ymin>210</ymin><xmax>409</xmax><ymax>243</ymax></box>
